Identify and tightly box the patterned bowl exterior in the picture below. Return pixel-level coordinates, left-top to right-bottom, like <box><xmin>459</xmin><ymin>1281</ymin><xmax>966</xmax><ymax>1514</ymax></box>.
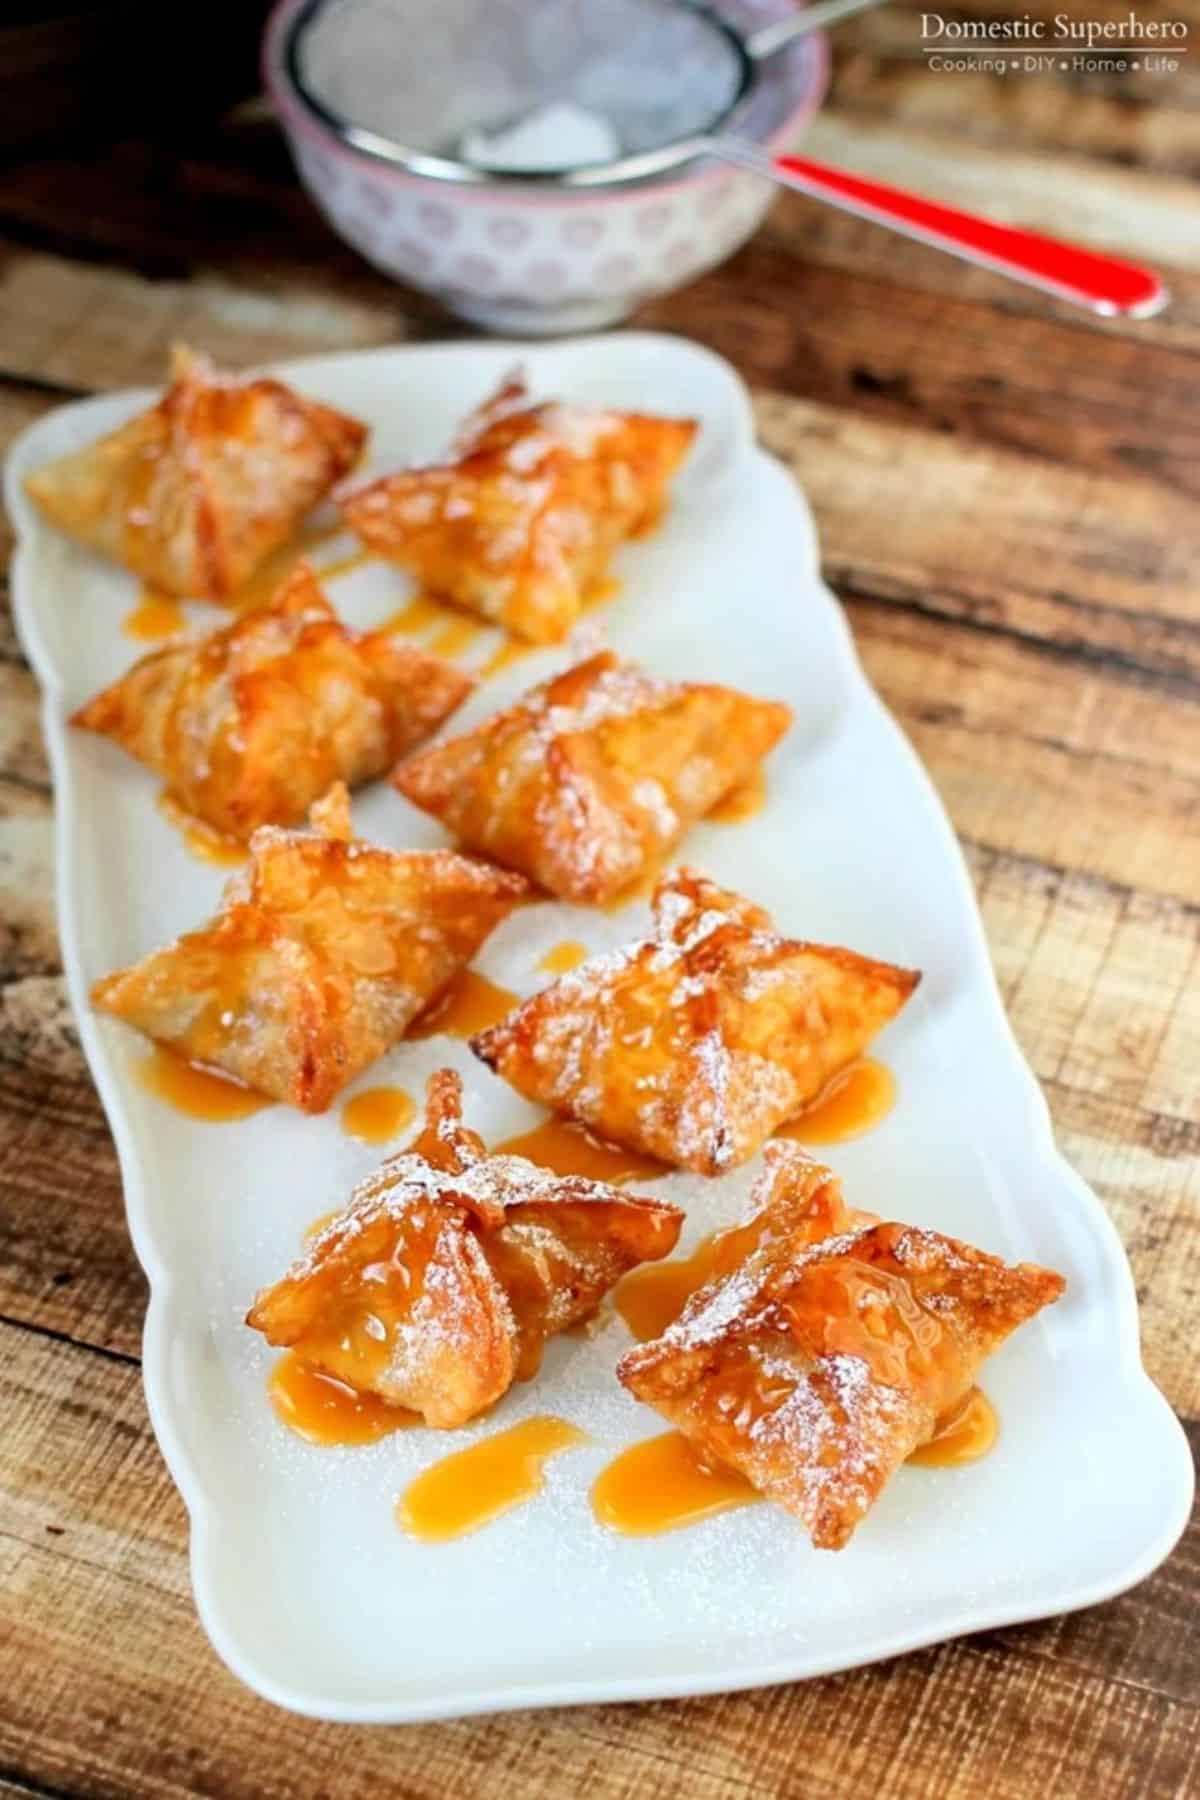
<box><xmin>263</xmin><ymin>0</ymin><xmax>828</xmax><ymax>335</ymax></box>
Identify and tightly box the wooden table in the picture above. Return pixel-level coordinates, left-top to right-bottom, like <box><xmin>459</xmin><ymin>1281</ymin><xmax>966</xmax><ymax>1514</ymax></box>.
<box><xmin>1</xmin><ymin>6</ymin><xmax>1197</xmax><ymax>1795</ymax></box>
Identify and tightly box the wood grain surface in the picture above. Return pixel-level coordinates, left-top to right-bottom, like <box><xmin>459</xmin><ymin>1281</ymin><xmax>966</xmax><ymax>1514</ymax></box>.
<box><xmin>0</xmin><ymin>4</ymin><xmax>1196</xmax><ymax>1794</ymax></box>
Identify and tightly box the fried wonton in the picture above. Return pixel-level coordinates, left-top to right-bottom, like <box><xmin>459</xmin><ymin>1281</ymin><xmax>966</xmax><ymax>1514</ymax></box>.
<box><xmin>619</xmin><ymin>1142</ymin><xmax>1065</xmax><ymax>1548</ymax></box>
<box><xmin>25</xmin><ymin>346</ymin><xmax>366</xmax><ymax>601</ymax></box>
<box><xmin>473</xmin><ymin>867</ymin><xmax>920</xmax><ymax>1175</ymax></box>
<box><xmin>342</xmin><ymin>374</ymin><xmax>697</xmax><ymax>644</ymax></box>
<box><xmin>92</xmin><ymin>784</ymin><xmax>527</xmax><ymax>1112</ymax></box>
<box><xmin>247</xmin><ymin>1068</ymin><xmax>683</xmax><ymax>1426</ymax></box>
<box><xmin>394</xmin><ymin>650</ymin><xmax>791</xmax><ymax>904</ymax></box>
<box><xmin>72</xmin><ymin>563</ymin><xmax>472</xmax><ymax>840</ymax></box>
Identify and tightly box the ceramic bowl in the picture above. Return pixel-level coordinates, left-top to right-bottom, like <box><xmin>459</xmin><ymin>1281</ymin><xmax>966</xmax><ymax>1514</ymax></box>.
<box><xmin>263</xmin><ymin>0</ymin><xmax>828</xmax><ymax>335</ymax></box>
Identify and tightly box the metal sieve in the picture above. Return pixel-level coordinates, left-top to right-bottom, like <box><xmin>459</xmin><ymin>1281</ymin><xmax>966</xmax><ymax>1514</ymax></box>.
<box><xmin>283</xmin><ymin>0</ymin><xmax>1166</xmax><ymax>316</ymax></box>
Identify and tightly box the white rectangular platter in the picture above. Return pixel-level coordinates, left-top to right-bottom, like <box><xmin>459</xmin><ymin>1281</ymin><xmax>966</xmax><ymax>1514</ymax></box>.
<box><xmin>7</xmin><ymin>333</ymin><xmax>1192</xmax><ymax>1724</ymax></box>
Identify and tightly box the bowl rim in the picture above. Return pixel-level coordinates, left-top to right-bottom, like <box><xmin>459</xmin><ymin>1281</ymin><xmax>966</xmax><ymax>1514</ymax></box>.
<box><xmin>262</xmin><ymin>0</ymin><xmax>829</xmax><ymax>206</ymax></box>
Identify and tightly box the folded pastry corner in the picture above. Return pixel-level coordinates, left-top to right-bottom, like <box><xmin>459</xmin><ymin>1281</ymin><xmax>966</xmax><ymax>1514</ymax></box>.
<box><xmin>619</xmin><ymin>1143</ymin><xmax>1066</xmax><ymax>1548</ymax></box>
<box><xmin>343</xmin><ymin>373</ymin><xmax>697</xmax><ymax>644</ymax></box>
<box><xmin>72</xmin><ymin>562</ymin><xmax>472</xmax><ymax>840</ymax></box>
<box><xmin>247</xmin><ymin>1068</ymin><xmax>684</xmax><ymax>1427</ymax></box>
<box><xmin>92</xmin><ymin>787</ymin><xmax>527</xmax><ymax>1112</ymax></box>
<box><xmin>472</xmin><ymin>866</ymin><xmax>920</xmax><ymax>1174</ymax></box>
<box><xmin>26</xmin><ymin>344</ymin><xmax>367</xmax><ymax>600</ymax></box>
<box><xmin>394</xmin><ymin>650</ymin><xmax>792</xmax><ymax>903</ymax></box>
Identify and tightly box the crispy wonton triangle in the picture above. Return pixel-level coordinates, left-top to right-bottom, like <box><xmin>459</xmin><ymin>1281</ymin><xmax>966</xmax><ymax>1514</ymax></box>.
<box><xmin>72</xmin><ymin>563</ymin><xmax>472</xmax><ymax>839</ymax></box>
<box><xmin>247</xmin><ymin>1069</ymin><xmax>683</xmax><ymax>1425</ymax></box>
<box><xmin>473</xmin><ymin>867</ymin><xmax>921</xmax><ymax>1174</ymax></box>
<box><xmin>343</xmin><ymin>374</ymin><xmax>696</xmax><ymax>643</ymax></box>
<box><xmin>619</xmin><ymin>1142</ymin><xmax>1065</xmax><ymax>1548</ymax></box>
<box><xmin>26</xmin><ymin>346</ymin><xmax>367</xmax><ymax>600</ymax></box>
<box><xmin>92</xmin><ymin>788</ymin><xmax>527</xmax><ymax>1112</ymax></box>
<box><xmin>395</xmin><ymin>650</ymin><xmax>792</xmax><ymax>904</ymax></box>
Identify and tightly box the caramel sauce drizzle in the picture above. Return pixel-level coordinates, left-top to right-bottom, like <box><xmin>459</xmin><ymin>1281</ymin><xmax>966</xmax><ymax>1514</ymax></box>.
<box><xmin>428</xmin><ymin>615</ymin><xmax>485</xmax><ymax>660</ymax></box>
<box><xmin>774</xmin><ymin>1059</ymin><xmax>896</xmax><ymax>1146</ymax></box>
<box><xmin>908</xmin><ymin>1387</ymin><xmax>997</xmax><ymax>1467</ymax></box>
<box><xmin>157</xmin><ymin>791</ymin><xmax>247</xmax><ymax>868</ymax></box>
<box><xmin>269</xmin><ymin>1351</ymin><xmax>416</xmax><ymax>1447</ymax></box>
<box><xmin>709</xmin><ymin>766</ymin><xmax>768</xmax><ymax>825</ymax></box>
<box><xmin>592</xmin><ymin>1390</ymin><xmax>997</xmax><ymax>1537</ymax></box>
<box><xmin>602</xmin><ymin>856</ymin><xmax>665</xmax><ymax>913</ymax></box>
<box><xmin>232</xmin><ymin>523</ymin><xmax>344</xmax><ymax>613</ymax></box>
<box><xmin>313</xmin><ymin>547</ymin><xmax>374</xmax><ymax>584</ymax></box>
<box><xmin>616</xmin><ymin>1214</ymin><xmax>768</xmax><ymax>1343</ymax></box>
<box><xmin>538</xmin><ymin>939</ymin><xmax>588</xmax><ymax>976</ymax></box>
<box><xmin>340</xmin><ymin>1085</ymin><xmax>416</xmax><ymax>1146</ymax></box>
<box><xmin>591</xmin><ymin>1431</ymin><xmax>760</xmax><ymax>1536</ymax></box>
<box><xmin>134</xmin><ymin>1045</ymin><xmax>271</xmax><ymax>1122</ymax></box>
<box><xmin>124</xmin><ymin>592</ymin><xmax>187</xmax><ymax>642</ymax></box>
<box><xmin>407</xmin><ymin>970</ymin><xmax>518</xmax><ymax>1040</ymax></box>
<box><xmin>397</xmin><ymin>1416</ymin><xmax>587</xmax><ymax>1541</ymax></box>
<box><xmin>495</xmin><ymin>1117</ymin><xmax>668</xmax><ymax>1187</ymax></box>
<box><xmin>383</xmin><ymin>593</ymin><xmax>451</xmax><ymax>637</ymax></box>
<box><xmin>480</xmin><ymin>637</ymin><xmax>534</xmax><ymax>680</ymax></box>
<box><xmin>581</xmin><ymin>575</ymin><xmax>622</xmax><ymax>613</ymax></box>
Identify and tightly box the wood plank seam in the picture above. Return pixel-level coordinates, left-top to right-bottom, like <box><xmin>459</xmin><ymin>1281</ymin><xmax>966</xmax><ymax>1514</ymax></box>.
<box><xmin>839</xmin><ymin>582</ymin><xmax>1200</xmax><ymax>697</ymax></box>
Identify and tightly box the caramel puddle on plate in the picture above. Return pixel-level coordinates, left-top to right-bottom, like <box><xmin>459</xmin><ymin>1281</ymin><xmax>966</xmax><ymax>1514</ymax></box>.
<box><xmin>775</xmin><ymin>1059</ymin><xmax>896</xmax><ymax>1147</ymax></box>
<box><xmin>616</xmin><ymin>1200</ymin><xmax>881</xmax><ymax>1344</ymax></box>
<box><xmin>581</xmin><ymin>575</ymin><xmax>622</xmax><ymax>613</ymax></box>
<box><xmin>314</xmin><ymin>547</ymin><xmax>374</xmax><ymax>583</ymax></box>
<box><xmin>134</xmin><ymin>1045</ymin><xmax>271</xmax><ymax>1122</ymax></box>
<box><xmin>397</xmin><ymin>1416</ymin><xmax>588</xmax><ymax>1541</ymax></box>
<box><xmin>428</xmin><ymin>615</ymin><xmax>485</xmax><ymax>660</ymax></box>
<box><xmin>709</xmin><ymin>766</ymin><xmax>768</xmax><ymax>825</ymax></box>
<box><xmin>157</xmin><ymin>791</ymin><xmax>247</xmax><ymax>868</ymax></box>
<box><xmin>592</xmin><ymin>1432</ymin><xmax>760</xmax><ymax>1536</ymax></box>
<box><xmin>270</xmin><ymin>1352</ymin><xmax>416</xmax><ymax>1447</ymax></box>
<box><xmin>232</xmin><ymin>523</ymin><xmax>344</xmax><ymax>612</ymax></box>
<box><xmin>123</xmin><ymin>591</ymin><xmax>186</xmax><ymax>642</ymax></box>
<box><xmin>384</xmin><ymin>594</ymin><xmax>485</xmax><ymax>660</ymax></box>
<box><xmin>616</xmin><ymin>1213</ymin><xmax>767</xmax><ymax>1342</ymax></box>
<box><xmin>303</xmin><ymin>1208</ymin><xmax>341</xmax><ymax>1242</ymax></box>
<box><xmin>341</xmin><ymin>1084</ymin><xmax>416</xmax><ymax>1146</ymax></box>
<box><xmin>909</xmin><ymin>1388</ymin><xmax>998</xmax><ymax>1467</ymax></box>
<box><xmin>538</xmin><ymin>939</ymin><xmax>588</xmax><ymax>976</ymax></box>
<box><xmin>480</xmin><ymin>636</ymin><xmax>534</xmax><ymax>680</ymax></box>
<box><xmin>602</xmin><ymin>856</ymin><xmax>665</xmax><ymax>913</ymax></box>
<box><xmin>407</xmin><ymin>970</ymin><xmax>518</xmax><ymax>1040</ymax></box>
<box><xmin>495</xmin><ymin>1117</ymin><xmax>668</xmax><ymax>1186</ymax></box>
<box><xmin>383</xmin><ymin>593</ymin><xmax>449</xmax><ymax>636</ymax></box>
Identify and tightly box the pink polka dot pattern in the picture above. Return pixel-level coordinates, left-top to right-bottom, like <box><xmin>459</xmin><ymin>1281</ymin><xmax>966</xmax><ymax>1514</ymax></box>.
<box><xmin>417</xmin><ymin>201</ymin><xmax>457</xmax><ymax>240</ymax></box>
<box><xmin>595</xmin><ymin>254</ymin><xmax>637</xmax><ymax>292</ymax></box>
<box><xmin>391</xmin><ymin>237</ymin><xmax>433</xmax><ymax>273</ymax></box>
<box><xmin>488</xmin><ymin>216</ymin><xmax>530</xmax><ymax>249</ymax></box>
<box><xmin>524</xmin><ymin>260</ymin><xmax>569</xmax><ymax>296</ymax></box>
<box><xmin>359</xmin><ymin>182</ymin><xmax>392</xmax><ymax>219</ymax></box>
<box><xmin>635</xmin><ymin>204</ymin><xmax>670</xmax><ymax>240</ymax></box>
<box><xmin>662</xmin><ymin>240</ymin><xmax>701</xmax><ymax>272</ymax></box>
<box><xmin>282</xmin><ymin>135</ymin><xmax>780</xmax><ymax>331</ymax></box>
<box><xmin>452</xmin><ymin>253</ymin><xmax>500</xmax><ymax>292</ymax></box>
<box><xmin>562</xmin><ymin>216</ymin><xmax>605</xmax><ymax>249</ymax></box>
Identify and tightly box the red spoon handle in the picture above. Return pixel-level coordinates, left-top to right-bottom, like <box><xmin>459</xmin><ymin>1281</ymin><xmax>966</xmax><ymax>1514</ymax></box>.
<box><xmin>773</xmin><ymin>154</ymin><xmax>1166</xmax><ymax>318</ymax></box>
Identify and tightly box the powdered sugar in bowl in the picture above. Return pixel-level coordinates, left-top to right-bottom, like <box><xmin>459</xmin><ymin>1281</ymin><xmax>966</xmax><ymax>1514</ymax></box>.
<box><xmin>264</xmin><ymin>0</ymin><xmax>828</xmax><ymax>335</ymax></box>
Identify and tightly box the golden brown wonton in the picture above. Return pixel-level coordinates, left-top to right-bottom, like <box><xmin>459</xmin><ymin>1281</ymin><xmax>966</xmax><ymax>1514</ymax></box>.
<box><xmin>619</xmin><ymin>1142</ymin><xmax>1065</xmax><ymax>1548</ymax></box>
<box><xmin>394</xmin><ymin>650</ymin><xmax>792</xmax><ymax>905</ymax></box>
<box><xmin>472</xmin><ymin>867</ymin><xmax>921</xmax><ymax>1175</ymax></box>
<box><xmin>72</xmin><ymin>563</ymin><xmax>472</xmax><ymax>840</ymax></box>
<box><xmin>92</xmin><ymin>785</ymin><xmax>527</xmax><ymax>1112</ymax></box>
<box><xmin>25</xmin><ymin>347</ymin><xmax>366</xmax><ymax>601</ymax></box>
<box><xmin>342</xmin><ymin>374</ymin><xmax>696</xmax><ymax>644</ymax></box>
<box><xmin>247</xmin><ymin>1068</ymin><xmax>683</xmax><ymax>1427</ymax></box>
